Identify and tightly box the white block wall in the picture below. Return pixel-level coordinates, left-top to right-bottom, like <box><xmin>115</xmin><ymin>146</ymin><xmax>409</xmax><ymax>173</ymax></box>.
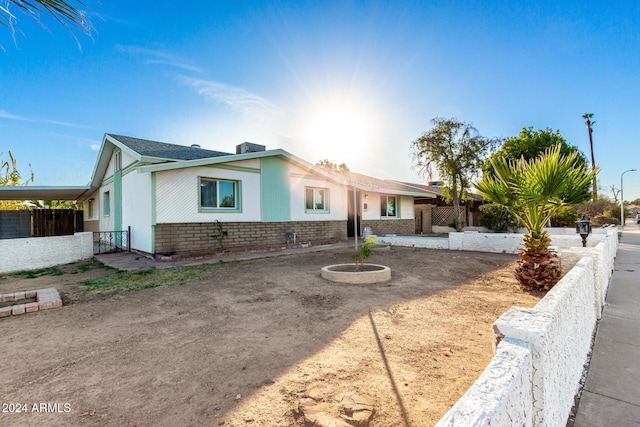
<box><xmin>436</xmin><ymin>229</ymin><xmax>618</xmax><ymax>427</ymax></box>
<box><xmin>376</xmin><ymin>229</ymin><xmax>610</xmax><ymax>254</ymax></box>
<box><xmin>437</xmin><ymin>338</ymin><xmax>534</xmax><ymax>426</ymax></box>
<box><xmin>0</xmin><ymin>232</ymin><xmax>94</xmax><ymax>274</ymax></box>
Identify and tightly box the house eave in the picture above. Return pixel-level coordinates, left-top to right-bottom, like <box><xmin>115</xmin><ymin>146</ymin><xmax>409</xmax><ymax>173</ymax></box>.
<box><xmin>0</xmin><ymin>186</ymin><xmax>94</xmax><ymax>202</ymax></box>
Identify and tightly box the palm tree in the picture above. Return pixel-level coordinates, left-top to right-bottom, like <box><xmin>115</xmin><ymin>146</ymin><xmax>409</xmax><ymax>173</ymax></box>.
<box><xmin>475</xmin><ymin>144</ymin><xmax>597</xmax><ymax>291</ymax></box>
<box><xmin>1</xmin><ymin>0</ymin><xmax>93</xmax><ymax>46</ymax></box>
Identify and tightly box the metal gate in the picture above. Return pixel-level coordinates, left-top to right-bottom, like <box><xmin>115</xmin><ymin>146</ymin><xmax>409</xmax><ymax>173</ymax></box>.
<box><xmin>93</xmin><ymin>226</ymin><xmax>130</xmax><ymax>254</ymax></box>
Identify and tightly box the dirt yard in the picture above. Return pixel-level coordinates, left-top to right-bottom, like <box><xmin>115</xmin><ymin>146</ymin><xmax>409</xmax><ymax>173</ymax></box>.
<box><xmin>0</xmin><ymin>246</ymin><xmax>541</xmax><ymax>427</ymax></box>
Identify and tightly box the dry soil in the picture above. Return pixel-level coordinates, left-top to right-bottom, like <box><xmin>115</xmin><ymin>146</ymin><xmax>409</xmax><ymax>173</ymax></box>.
<box><xmin>0</xmin><ymin>246</ymin><xmax>541</xmax><ymax>427</ymax></box>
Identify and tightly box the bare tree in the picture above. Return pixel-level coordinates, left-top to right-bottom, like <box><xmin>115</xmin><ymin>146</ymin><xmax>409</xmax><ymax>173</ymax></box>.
<box><xmin>609</xmin><ymin>185</ymin><xmax>620</xmax><ymax>204</ymax></box>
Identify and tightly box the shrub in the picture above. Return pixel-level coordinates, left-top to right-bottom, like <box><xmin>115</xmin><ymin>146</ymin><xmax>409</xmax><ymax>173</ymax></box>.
<box><xmin>550</xmin><ymin>205</ymin><xmax>579</xmax><ymax>227</ymax></box>
<box><xmin>590</xmin><ymin>215</ymin><xmax>619</xmax><ymax>226</ymax></box>
<box><xmin>478</xmin><ymin>203</ymin><xmax>520</xmax><ymax>232</ymax></box>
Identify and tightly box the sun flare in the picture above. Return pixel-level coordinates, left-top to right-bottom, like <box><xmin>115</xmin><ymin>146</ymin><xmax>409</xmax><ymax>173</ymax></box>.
<box><xmin>297</xmin><ymin>99</ymin><xmax>376</xmax><ymax>163</ymax></box>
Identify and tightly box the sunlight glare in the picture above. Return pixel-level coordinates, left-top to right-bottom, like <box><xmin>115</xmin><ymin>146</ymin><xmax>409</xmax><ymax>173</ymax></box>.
<box><xmin>298</xmin><ymin>99</ymin><xmax>376</xmax><ymax>163</ymax></box>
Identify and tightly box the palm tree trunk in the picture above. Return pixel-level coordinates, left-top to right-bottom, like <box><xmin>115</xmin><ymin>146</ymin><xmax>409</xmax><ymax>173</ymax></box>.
<box><xmin>516</xmin><ymin>239</ymin><xmax>561</xmax><ymax>291</ymax></box>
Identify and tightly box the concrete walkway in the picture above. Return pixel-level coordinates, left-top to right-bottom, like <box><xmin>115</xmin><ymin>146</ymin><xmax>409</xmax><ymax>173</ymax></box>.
<box><xmin>95</xmin><ymin>241</ymin><xmax>354</xmax><ymax>271</ymax></box>
<box><xmin>574</xmin><ymin>221</ymin><xmax>640</xmax><ymax>426</ymax></box>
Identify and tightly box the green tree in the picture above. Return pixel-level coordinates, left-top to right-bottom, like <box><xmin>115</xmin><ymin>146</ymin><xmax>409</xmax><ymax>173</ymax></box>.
<box><xmin>24</xmin><ymin>199</ymin><xmax>78</xmax><ymax>209</ymax></box>
<box><xmin>411</xmin><ymin>117</ymin><xmax>498</xmax><ymax>231</ymax></box>
<box><xmin>0</xmin><ymin>150</ymin><xmax>34</xmax><ymax>210</ymax></box>
<box><xmin>316</xmin><ymin>159</ymin><xmax>350</xmax><ymax>172</ymax></box>
<box><xmin>484</xmin><ymin>127</ymin><xmax>588</xmax><ymax>175</ymax></box>
<box><xmin>475</xmin><ymin>144</ymin><xmax>596</xmax><ymax>291</ymax></box>
<box><xmin>1</xmin><ymin>0</ymin><xmax>94</xmax><ymax>47</ymax></box>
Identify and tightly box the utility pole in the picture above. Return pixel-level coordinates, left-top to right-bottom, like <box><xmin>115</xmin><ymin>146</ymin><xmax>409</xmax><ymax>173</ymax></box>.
<box><xmin>583</xmin><ymin>113</ymin><xmax>598</xmax><ymax>200</ymax></box>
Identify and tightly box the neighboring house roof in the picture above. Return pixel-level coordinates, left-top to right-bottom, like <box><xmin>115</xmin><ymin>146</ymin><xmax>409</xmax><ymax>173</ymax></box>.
<box><xmin>326</xmin><ymin>171</ymin><xmax>437</xmax><ymax>198</ymax></box>
<box><xmin>389</xmin><ymin>179</ymin><xmax>485</xmax><ymax>202</ymax></box>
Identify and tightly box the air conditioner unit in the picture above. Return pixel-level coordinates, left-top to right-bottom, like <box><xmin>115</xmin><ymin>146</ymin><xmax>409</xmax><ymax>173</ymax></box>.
<box><xmin>236</xmin><ymin>142</ymin><xmax>266</xmax><ymax>154</ymax></box>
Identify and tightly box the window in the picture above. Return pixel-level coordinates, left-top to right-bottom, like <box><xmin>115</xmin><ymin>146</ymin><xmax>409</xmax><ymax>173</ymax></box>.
<box><xmin>305</xmin><ymin>187</ymin><xmax>329</xmax><ymax>212</ymax></box>
<box><xmin>200</xmin><ymin>178</ymin><xmax>239</xmax><ymax>211</ymax></box>
<box><xmin>114</xmin><ymin>151</ymin><xmax>122</xmax><ymax>171</ymax></box>
<box><xmin>103</xmin><ymin>191</ymin><xmax>110</xmax><ymax>216</ymax></box>
<box><xmin>87</xmin><ymin>199</ymin><xmax>94</xmax><ymax>219</ymax></box>
<box><xmin>380</xmin><ymin>195</ymin><xmax>397</xmax><ymax>217</ymax></box>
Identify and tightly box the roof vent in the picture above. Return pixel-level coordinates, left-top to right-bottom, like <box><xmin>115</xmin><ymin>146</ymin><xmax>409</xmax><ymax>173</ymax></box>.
<box><xmin>191</xmin><ymin>144</ymin><xmax>201</xmax><ymax>148</ymax></box>
<box><xmin>236</xmin><ymin>142</ymin><xmax>266</xmax><ymax>154</ymax></box>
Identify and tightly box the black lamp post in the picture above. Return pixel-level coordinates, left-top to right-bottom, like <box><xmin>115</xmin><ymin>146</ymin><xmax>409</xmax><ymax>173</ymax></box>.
<box><xmin>575</xmin><ymin>215</ymin><xmax>592</xmax><ymax>247</ymax></box>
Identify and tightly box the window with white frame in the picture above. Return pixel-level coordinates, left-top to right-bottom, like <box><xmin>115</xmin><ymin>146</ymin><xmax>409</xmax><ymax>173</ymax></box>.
<box><xmin>200</xmin><ymin>178</ymin><xmax>239</xmax><ymax>210</ymax></box>
<box><xmin>305</xmin><ymin>187</ymin><xmax>329</xmax><ymax>212</ymax></box>
<box><xmin>380</xmin><ymin>195</ymin><xmax>398</xmax><ymax>217</ymax></box>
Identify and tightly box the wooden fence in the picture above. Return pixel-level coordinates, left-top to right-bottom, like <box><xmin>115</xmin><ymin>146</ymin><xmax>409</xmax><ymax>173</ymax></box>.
<box><xmin>0</xmin><ymin>209</ymin><xmax>83</xmax><ymax>239</ymax></box>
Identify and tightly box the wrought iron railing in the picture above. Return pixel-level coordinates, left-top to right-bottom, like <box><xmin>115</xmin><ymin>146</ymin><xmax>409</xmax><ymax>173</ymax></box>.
<box><xmin>93</xmin><ymin>226</ymin><xmax>130</xmax><ymax>254</ymax></box>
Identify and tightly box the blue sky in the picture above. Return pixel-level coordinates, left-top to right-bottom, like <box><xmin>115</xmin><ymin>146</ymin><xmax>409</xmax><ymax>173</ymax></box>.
<box><xmin>2</xmin><ymin>0</ymin><xmax>639</xmax><ymax>201</ymax></box>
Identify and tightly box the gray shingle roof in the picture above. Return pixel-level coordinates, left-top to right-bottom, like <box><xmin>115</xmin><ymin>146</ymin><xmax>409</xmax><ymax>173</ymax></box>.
<box><xmin>107</xmin><ymin>134</ymin><xmax>231</xmax><ymax>161</ymax></box>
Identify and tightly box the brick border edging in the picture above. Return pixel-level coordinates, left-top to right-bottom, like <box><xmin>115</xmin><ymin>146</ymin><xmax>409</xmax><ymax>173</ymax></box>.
<box><xmin>155</xmin><ymin>238</ymin><xmax>346</xmax><ymax>261</ymax></box>
<box><xmin>0</xmin><ymin>288</ymin><xmax>62</xmax><ymax>318</ymax></box>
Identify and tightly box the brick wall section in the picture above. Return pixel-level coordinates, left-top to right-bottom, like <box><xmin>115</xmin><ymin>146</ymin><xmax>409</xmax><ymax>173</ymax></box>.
<box><xmin>0</xmin><ymin>210</ymin><xmax>31</xmax><ymax>239</ymax></box>
<box><xmin>361</xmin><ymin>219</ymin><xmax>415</xmax><ymax>237</ymax></box>
<box><xmin>154</xmin><ymin>221</ymin><xmax>347</xmax><ymax>255</ymax></box>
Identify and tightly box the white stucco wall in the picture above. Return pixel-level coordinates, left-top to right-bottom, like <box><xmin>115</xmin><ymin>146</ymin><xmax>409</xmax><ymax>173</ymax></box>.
<box><xmin>155</xmin><ymin>166</ymin><xmax>262</xmax><ymax>223</ymax></box>
<box><xmin>436</xmin><ymin>337</ymin><xmax>534</xmax><ymax>427</ymax></box>
<box><xmin>435</xmin><ymin>229</ymin><xmax>618</xmax><ymax>427</ymax></box>
<box><xmin>83</xmin><ymin>190</ymin><xmax>99</xmax><ymax>221</ymax></box>
<box><xmin>0</xmin><ymin>232</ymin><xmax>93</xmax><ymax>274</ymax></box>
<box><xmin>121</xmin><ymin>149</ymin><xmax>136</xmax><ymax>169</ymax></box>
<box><xmin>99</xmin><ymin>181</ymin><xmax>115</xmax><ymax>231</ymax></box>
<box><xmin>289</xmin><ymin>166</ymin><xmax>348</xmax><ymax>221</ymax></box>
<box><xmin>377</xmin><ymin>229</ymin><xmax>610</xmax><ymax>254</ymax></box>
<box><xmin>122</xmin><ymin>170</ymin><xmax>153</xmax><ymax>253</ymax></box>
<box><xmin>448</xmin><ymin>231</ymin><xmax>600</xmax><ymax>254</ymax></box>
<box><xmin>361</xmin><ymin>193</ymin><xmax>414</xmax><ymax>220</ymax></box>
<box><xmin>375</xmin><ymin>235</ymin><xmax>450</xmax><ymax>250</ymax></box>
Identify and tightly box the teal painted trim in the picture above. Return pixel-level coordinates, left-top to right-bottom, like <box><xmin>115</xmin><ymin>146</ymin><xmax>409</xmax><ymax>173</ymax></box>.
<box><xmin>114</xmin><ymin>169</ymin><xmax>122</xmax><ymax>232</ymax></box>
<box><xmin>204</xmin><ymin>164</ymin><xmax>261</xmax><ymax>174</ymax></box>
<box><xmin>101</xmin><ymin>175</ymin><xmax>114</xmax><ymax>186</ymax></box>
<box><xmin>151</xmin><ymin>172</ymin><xmax>156</xmax><ymax>253</ymax></box>
<box><xmin>261</xmin><ymin>157</ymin><xmax>290</xmax><ymax>221</ymax></box>
<box><xmin>197</xmin><ymin>176</ymin><xmax>243</xmax><ymax>213</ymax></box>
<box><xmin>304</xmin><ymin>186</ymin><xmax>330</xmax><ymax>214</ymax></box>
<box><xmin>151</xmin><ymin>172</ymin><xmax>157</xmax><ymax>226</ymax></box>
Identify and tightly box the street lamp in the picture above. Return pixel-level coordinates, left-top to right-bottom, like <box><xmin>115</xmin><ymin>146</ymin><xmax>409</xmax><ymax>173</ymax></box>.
<box><xmin>620</xmin><ymin>169</ymin><xmax>637</xmax><ymax>227</ymax></box>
